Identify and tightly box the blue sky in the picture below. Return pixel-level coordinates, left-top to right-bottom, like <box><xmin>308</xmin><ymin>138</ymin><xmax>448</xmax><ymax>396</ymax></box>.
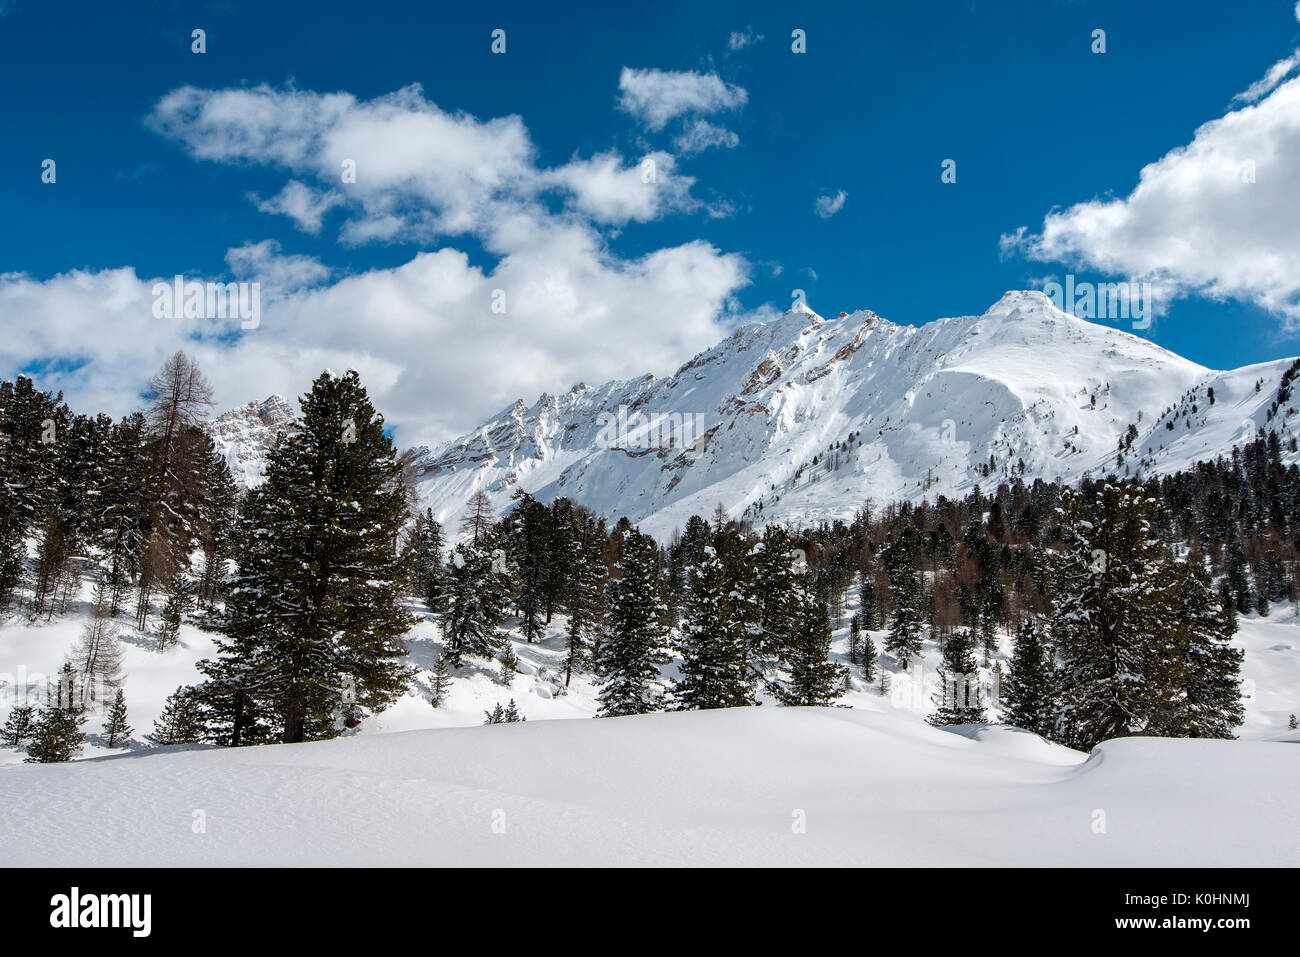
<box><xmin>2</xmin><ymin>0</ymin><xmax>1300</xmax><ymax>444</ymax></box>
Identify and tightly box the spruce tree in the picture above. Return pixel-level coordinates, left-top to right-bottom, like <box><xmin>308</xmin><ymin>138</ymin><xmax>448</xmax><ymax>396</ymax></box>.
<box><xmin>1001</xmin><ymin>620</ymin><xmax>1057</xmax><ymax>737</ymax></box>
<box><xmin>149</xmin><ymin>686</ymin><xmax>205</xmax><ymax>745</ymax></box>
<box><xmin>441</xmin><ymin>539</ymin><xmax>509</xmax><ymax>667</ymax></box>
<box><xmin>884</xmin><ymin>563</ymin><xmax>926</xmax><ymax>669</ymax></box>
<box><xmin>773</xmin><ymin>586</ymin><xmax>847</xmax><ymax>706</ymax></box>
<box><xmin>25</xmin><ymin>663</ymin><xmax>86</xmax><ymax>763</ymax></box>
<box><xmin>498</xmin><ymin>640</ymin><xmax>519</xmax><ymax>686</ymax></box>
<box><xmin>1</xmin><ymin>704</ymin><xmax>35</xmax><ymax>747</ymax></box>
<box><xmin>428</xmin><ymin>652</ymin><xmax>454</xmax><ymax>708</ymax></box>
<box><xmin>200</xmin><ymin>370</ymin><xmax>414</xmax><ymax>744</ymax></box>
<box><xmin>859</xmin><ymin>629</ymin><xmax>878</xmax><ymax>682</ymax></box>
<box><xmin>102</xmin><ymin>688</ymin><xmax>133</xmax><ymax>747</ymax></box>
<box><xmin>929</xmin><ymin>628</ymin><xmax>986</xmax><ymax>726</ymax></box>
<box><xmin>1163</xmin><ymin>557</ymin><xmax>1244</xmax><ymax>738</ymax></box>
<box><xmin>673</xmin><ymin>545</ymin><xmax>754</xmax><ymax>710</ymax></box>
<box><xmin>1050</xmin><ymin>486</ymin><xmax>1182</xmax><ymax>750</ymax></box>
<box><xmin>597</xmin><ymin>529</ymin><xmax>669</xmax><ymax>717</ymax></box>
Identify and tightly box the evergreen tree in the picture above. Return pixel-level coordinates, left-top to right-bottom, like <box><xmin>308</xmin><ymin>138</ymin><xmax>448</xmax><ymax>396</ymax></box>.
<box><xmin>848</xmin><ymin>616</ymin><xmax>862</xmax><ymax>666</ymax></box>
<box><xmin>673</xmin><ymin>545</ymin><xmax>754</xmax><ymax>710</ymax></box>
<box><xmin>498</xmin><ymin>640</ymin><xmax>519</xmax><ymax>686</ymax></box>
<box><xmin>149</xmin><ymin>686</ymin><xmax>205</xmax><ymax>745</ymax></box>
<box><xmin>597</xmin><ymin>530</ymin><xmax>669</xmax><ymax>716</ymax></box>
<box><xmin>1162</xmin><ymin>557</ymin><xmax>1244</xmax><ymax>738</ymax></box>
<box><xmin>156</xmin><ymin>574</ymin><xmax>193</xmax><ymax>651</ymax></box>
<box><xmin>199</xmin><ymin>370</ymin><xmax>415</xmax><ymax>744</ymax></box>
<box><xmin>859</xmin><ymin>629</ymin><xmax>878</xmax><ymax>683</ymax></box>
<box><xmin>428</xmin><ymin>652</ymin><xmax>454</xmax><ymax>708</ymax></box>
<box><xmin>1</xmin><ymin>704</ymin><xmax>35</xmax><ymax>747</ymax></box>
<box><xmin>884</xmin><ymin>563</ymin><xmax>926</xmax><ymax>668</ymax></box>
<box><xmin>562</xmin><ymin>516</ymin><xmax>605</xmax><ymax>685</ymax></box>
<box><xmin>859</xmin><ymin>576</ymin><xmax>882</xmax><ymax>630</ymax></box>
<box><xmin>752</xmin><ymin>526</ymin><xmax>801</xmax><ymax>660</ymax></box>
<box><xmin>1050</xmin><ymin>486</ymin><xmax>1182</xmax><ymax>750</ymax></box>
<box><xmin>773</xmin><ymin>585</ymin><xmax>847</xmax><ymax>706</ymax></box>
<box><xmin>25</xmin><ymin>663</ymin><xmax>86</xmax><ymax>763</ymax></box>
<box><xmin>102</xmin><ymin>688</ymin><xmax>133</xmax><ymax>747</ymax></box>
<box><xmin>440</xmin><ymin>539</ymin><xmax>509</xmax><ymax>667</ymax></box>
<box><xmin>929</xmin><ymin>628</ymin><xmax>986</xmax><ymax>726</ymax></box>
<box><xmin>1001</xmin><ymin>620</ymin><xmax>1057</xmax><ymax>737</ymax></box>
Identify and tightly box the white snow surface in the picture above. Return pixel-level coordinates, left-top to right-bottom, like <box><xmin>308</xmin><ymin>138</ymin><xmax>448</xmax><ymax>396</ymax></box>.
<box><xmin>3</xmin><ymin>584</ymin><xmax>1299</xmax><ymax>866</ymax></box>
<box><xmin>1</xmin><ymin>705</ymin><xmax>1295</xmax><ymax>866</ymax></box>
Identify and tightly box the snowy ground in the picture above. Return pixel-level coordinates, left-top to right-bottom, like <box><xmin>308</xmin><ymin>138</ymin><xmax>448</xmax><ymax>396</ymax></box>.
<box><xmin>1</xmin><ymin>707</ymin><xmax>1296</xmax><ymax>866</ymax></box>
<box><xmin>2</xmin><ymin>585</ymin><xmax>1298</xmax><ymax>865</ymax></box>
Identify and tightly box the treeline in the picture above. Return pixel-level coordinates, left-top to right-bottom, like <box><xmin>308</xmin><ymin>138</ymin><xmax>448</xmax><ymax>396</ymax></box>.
<box><xmin>4</xmin><ymin>361</ymin><xmax>1291</xmax><ymax>759</ymax></box>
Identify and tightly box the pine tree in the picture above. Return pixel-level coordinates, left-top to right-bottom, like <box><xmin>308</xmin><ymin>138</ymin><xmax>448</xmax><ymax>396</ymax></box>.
<box><xmin>1162</xmin><ymin>557</ymin><xmax>1244</xmax><ymax>738</ymax></box>
<box><xmin>148</xmin><ymin>686</ymin><xmax>205</xmax><ymax>745</ymax></box>
<box><xmin>597</xmin><ymin>529</ymin><xmax>669</xmax><ymax>717</ymax></box>
<box><xmin>1050</xmin><ymin>486</ymin><xmax>1182</xmax><ymax>750</ymax></box>
<box><xmin>929</xmin><ymin>629</ymin><xmax>986</xmax><ymax>726</ymax></box>
<box><xmin>428</xmin><ymin>652</ymin><xmax>454</xmax><ymax>708</ymax></box>
<box><xmin>885</xmin><ymin>563</ymin><xmax>926</xmax><ymax>669</ymax></box>
<box><xmin>848</xmin><ymin>617</ymin><xmax>862</xmax><ymax>666</ymax></box>
<box><xmin>196</xmin><ymin>450</ymin><xmax>239</xmax><ymax>607</ymax></box>
<box><xmin>859</xmin><ymin>576</ymin><xmax>882</xmax><ymax>630</ymax></box>
<box><xmin>498</xmin><ymin>640</ymin><xmax>519</xmax><ymax>686</ymax></box>
<box><xmin>199</xmin><ymin>370</ymin><xmax>415</xmax><ymax>744</ymax></box>
<box><xmin>1290</xmin><ymin>713</ymin><xmax>1298</xmax><ymax>731</ymax></box>
<box><xmin>483</xmin><ymin>702</ymin><xmax>506</xmax><ymax>725</ymax></box>
<box><xmin>1001</xmin><ymin>620</ymin><xmax>1057</xmax><ymax>737</ymax></box>
<box><xmin>1</xmin><ymin>704</ymin><xmax>35</xmax><ymax>747</ymax></box>
<box><xmin>562</xmin><ymin>517</ymin><xmax>605</xmax><ymax>685</ymax></box>
<box><xmin>673</xmin><ymin>545</ymin><xmax>754</xmax><ymax>710</ymax></box>
<box><xmin>773</xmin><ymin>586</ymin><xmax>847</xmax><ymax>706</ymax></box>
<box><xmin>440</xmin><ymin>539</ymin><xmax>508</xmax><ymax>667</ymax></box>
<box><xmin>860</xmin><ymin>629</ymin><xmax>878</xmax><ymax>683</ymax></box>
<box><xmin>752</xmin><ymin>526</ymin><xmax>800</xmax><ymax>660</ymax></box>
<box><xmin>156</xmin><ymin>575</ymin><xmax>193</xmax><ymax>651</ymax></box>
<box><xmin>25</xmin><ymin>663</ymin><xmax>86</xmax><ymax>763</ymax></box>
<box><xmin>503</xmin><ymin>698</ymin><xmax>525</xmax><ymax>722</ymax></box>
<box><xmin>102</xmin><ymin>688</ymin><xmax>133</xmax><ymax>747</ymax></box>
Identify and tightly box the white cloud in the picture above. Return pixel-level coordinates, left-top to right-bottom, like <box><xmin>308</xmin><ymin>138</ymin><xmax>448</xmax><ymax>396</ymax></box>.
<box><xmin>5</xmin><ymin>83</ymin><xmax>755</xmax><ymax>447</ymax></box>
<box><xmin>814</xmin><ymin>189</ymin><xmax>848</xmax><ymax>219</ymax></box>
<box><xmin>1002</xmin><ymin>73</ymin><xmax>1300</xmax><ymax>325</ymax></box>
<box><xmin>617</xmin><ymin>68</ymin><xmax>747</xmax><ymax>132</ymax></box>
<box><xmin>674</xmin><ymin>120</ymin><xmax>740</xmax><ymax>154</ymax></box>
<box><xmin>545</xmin><ymin>151</ymin><xmax>696</xmax><ymax>224</ymax></box>
<box><xmin>252</xmin><ymin>180</ymin><xmax>343</xmax><ymax>234</ymax></box>
<box><xmin>1232</xmin><ymin>52</ymin><xmax>1300</xmax><ymax>105</ymax></box>
<box><xmin>224</xmin><ymin>240</ymin><xmax>332</xmax><ymax>292</ymax></box>
<box><xmin>727</xmin><ymin>28</ymin><xmax>763</xmax><ymax>51</ymax></box>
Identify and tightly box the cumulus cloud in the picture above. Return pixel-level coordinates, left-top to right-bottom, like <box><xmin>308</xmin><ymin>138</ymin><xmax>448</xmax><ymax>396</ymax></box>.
<box><xmin>617</xmin><ymin>67</ymin><xmax>747</xmax><ymax>132</ymax></box>
<box><xmin>4</xmin><ymin>82</ymin><xmax>754</xmax><ymax>447</ymax></box>
<box><xmin>814</xmin><ymin>189</ymin><xmax>848</xmax><ymax>219</ymax></box>
<box><xmin>544</xmin><ymin>151</ymin><xmax>696</xmax><ymax>224</ymax></box>
<box><xmin>1002</xmin><ymin>72</ymin><xmax>1300</xmax><ymax>325</ymax></box>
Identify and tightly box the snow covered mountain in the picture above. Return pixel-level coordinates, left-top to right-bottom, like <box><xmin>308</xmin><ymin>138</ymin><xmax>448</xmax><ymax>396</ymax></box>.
<box><xmin>206</xmin><ymin>394</ymin><xmax>297</xmax><ymax>486</ymax></box>
<box><xmin>401</xmin><ymin>290</ymin><xmax>1300</xmax><ymax>538</ymax></box>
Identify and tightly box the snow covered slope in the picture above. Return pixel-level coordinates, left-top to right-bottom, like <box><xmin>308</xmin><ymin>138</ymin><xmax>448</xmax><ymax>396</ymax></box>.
<box><xmin>1</xmin><ymin>705</ymin><xmax>1296</xmax><ymax>866</ymax></box>
<box><xmin>206</xmin><ymin>394</ymin><xmax>296</xmax><ymax>486</ymax></box>
<box><xmin>398</xmin><ymin>291</ymin><xmax>1299</xmax><ymax>538</ymax></box>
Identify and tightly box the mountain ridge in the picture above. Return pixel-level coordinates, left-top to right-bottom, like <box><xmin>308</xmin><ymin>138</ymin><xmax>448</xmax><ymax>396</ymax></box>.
<box><xmin>212</xmin><ymin>291</ymin><xmax>1300</xmax><ymax>538</ymax></box>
